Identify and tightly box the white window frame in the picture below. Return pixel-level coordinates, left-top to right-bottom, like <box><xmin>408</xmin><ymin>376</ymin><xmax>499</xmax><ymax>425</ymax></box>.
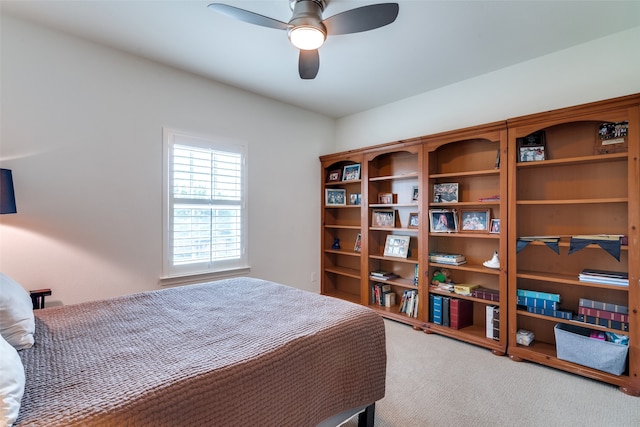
<box><xmin>161</xmin><ymin>128</ymin><xmax>248</xmax><ymax>282</ymax></box>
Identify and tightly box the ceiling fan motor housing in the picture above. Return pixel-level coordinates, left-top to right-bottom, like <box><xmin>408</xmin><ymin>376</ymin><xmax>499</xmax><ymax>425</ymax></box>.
<box><xmin>289</xmin><ymin>0</ymin><xmax>327</xmax><ymax>35</ymax></box>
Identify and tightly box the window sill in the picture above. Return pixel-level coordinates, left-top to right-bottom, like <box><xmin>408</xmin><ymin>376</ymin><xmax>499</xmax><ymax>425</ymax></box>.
<box><xmin>158</xmin><ymin>267</ymin><xmax>251</xmax><ymax>287</ymax></box>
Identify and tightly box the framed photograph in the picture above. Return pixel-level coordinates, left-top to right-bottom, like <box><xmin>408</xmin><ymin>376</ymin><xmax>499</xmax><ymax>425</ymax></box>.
<box><xmin>354</xmin><ymin>233</ymin><xmax>362</xmax><ymax>252</ymax></box>
<box><xmin>372</xmin><ymin>209</ymin><xmax>396</xmax><ymax>228</ymax></box>
<box><xmin>378</xmin><ymin>193</ymin><xmax>395</xmax><ymax>204</ymax></box>
<box><xmin>433</xmin><ymin>183</ymin><xmax>458</xmax><ymax>203</ymax></box>
<box><xmin>408</xmin><ymin>212</ymin><xmax>419</xmax><ymax>228</ymax></box>
<box><xmin>517</xmin><ymin>131</ymin><xmax>546</xmax><ymax>162</ymax></box>
<box><xmin>325</xmin><ymin>188</ymin><xmax>346</xmax><ymax>206</ymax></box>
<box><xmin>429</xmin><ymin>209</ymin><xmax>458</xmax><ymax>233</ymax></box>
<box><xmin>490</xmin><ymin>219</ymin><xmax>501</xmax><ymax>234</ymax></box>
<box><xmin>327</xmin><ymin>169</ymin><xmax>342</xmax><ymax>183</ymax></box>
<box><xmin>412</xmin><ymin>186</ymin><xmax>419</xmax><ymax>202</ymax></box>
<box><xmin>349</xmin><ymin>193</ymin><xmax>361</xmax><ymax>205</ymax></box>
<box><xmin>595</xmin><ymin>121</ymin><xmax>628</xmax><ymax>154</ymax></box>
<box><xmin>460</xmin><ymin>209</ymin><xmax>491</xmax><ymax>232</ymax></box>
<box><xmin>342</xmin><ymin>164</ymin><xmax>361</xmax><ymax>181</ymax></box>
<box><xmin>383</xmin><ymin>235</ymin><xmax>411</xmax><ymax>258</ymax></box>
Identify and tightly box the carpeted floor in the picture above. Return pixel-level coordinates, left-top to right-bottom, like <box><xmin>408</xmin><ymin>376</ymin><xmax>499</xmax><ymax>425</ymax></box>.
<box><xmin>343</xmin><ymin>319</ymin><xmax>640</xmax><ymax>427</ymax></box>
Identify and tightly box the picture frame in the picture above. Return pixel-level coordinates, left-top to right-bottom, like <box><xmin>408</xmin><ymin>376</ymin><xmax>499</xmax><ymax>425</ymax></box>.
<box><xmin>408</xmin><ymin>212</ymin><xmax>419</xmax><ymax>228</ymax></box>
<box><xmin>325</xmin><ymin>188</ymin><xmax>346</xmax><ymax>206</ymax></box>
<box><xmin>490</xmin><ymin>219</ymin><xmax>501</xmax><ymax>234</ymax></box>
<box><xmin>517</xmin><ymin>131</ymin><xmax>546</xmax><ymax>162</ymax></box>
<box><xmin>342</xmin><ymin>164</ymin><xmax>361</xmax><ymax>181</ymax></box>
<box><xmin>383</xmin><ymin>235</ymin><xmax>411</xmax><ymax>258</ymax></box>
<box><xmin>327</xmin><ymin>169</ymin><xmax>342</xmax><ymax>183</ymax></box>
<box><xmin>412</xmin><ymin>186</ymin><xmax>419</xmax><ymax>202</ymax></box>
<box><xmin>378</xmin><ymin>193</ymin><xmax>395</xmax><ymax>204</ymax></box>
<box><xmin>372</xmin><ymin>209</ymin><xmax>396</xmax><ymax>228</ymax></box>
<box><xmin>433</xmin><ymin>183</ymin><xmax>458</xmax><ymax>203</ymax></box>
<box><xmin>349</xmin><ymin>193</ymin><xmax>361</xmax><ymax>205</ymax></box>
<box><xmin>428</xmin><ymin>209</ymin><xmax>458</xmax><ymax>233</ymax></box>
<box><xmin>460</xmin><ymin>209</ymin><xmax>491</xmax><ymax>232</ymax></box>
<box><xmin>595</xmin><ymin>121</ymin><xmax>628</xmax><ymax>154</ymax></box>
<box><xmin>354</xmin><ymin>233</ymin><xmax>362</xmax><ymax>252</ymax></box>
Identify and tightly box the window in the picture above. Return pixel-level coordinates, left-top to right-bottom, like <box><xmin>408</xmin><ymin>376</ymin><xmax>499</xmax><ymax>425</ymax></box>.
<box><xmin>162</xmin><ymin>128</ymin><xmax>248</xmax><ymax>279</ymax></box>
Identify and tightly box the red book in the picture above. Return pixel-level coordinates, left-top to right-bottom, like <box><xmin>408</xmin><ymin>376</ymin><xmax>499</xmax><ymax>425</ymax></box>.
<box><xmin>450</xmin><ymin>298</ymin><xmax>473</xmax><ymax>330</ymax></box>
<box><xmin>578</xmin><ymin>306</ymin><xmax>629</xmax><ymax>323</ymax></box>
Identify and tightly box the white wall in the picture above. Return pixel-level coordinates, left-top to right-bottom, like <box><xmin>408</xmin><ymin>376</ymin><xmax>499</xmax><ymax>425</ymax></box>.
<box><xmin>335</xmin><ymin>26</ymin><xmax>640</xmax><ymax>150</ymax></box>
<box><xmin>0</xmin><ymin>14</ymin><xmax>334</xmax><ymax>305</ymax></box>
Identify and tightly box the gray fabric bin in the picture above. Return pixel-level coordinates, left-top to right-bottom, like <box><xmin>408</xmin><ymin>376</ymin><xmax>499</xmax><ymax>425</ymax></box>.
<box><xmin>554</xmin><ymin>323</ymin><xmax>628</xmax><ymax>375</ymax></box>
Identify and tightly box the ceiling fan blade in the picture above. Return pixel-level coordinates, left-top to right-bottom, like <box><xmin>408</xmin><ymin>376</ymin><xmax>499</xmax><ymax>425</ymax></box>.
<box><xmin>208</xmin><ymin>3</ymin><xmax>290</xmax><ymax>30</ymax></box>
<box><xmin>322</xmin><ymin>3</ymin><xmax>399</xmax><ymax>36</ymax></box>
<box><xmin>299</xmin><ymin>49</ymin><xmax>319</xmax><ymax>80</ymax></box>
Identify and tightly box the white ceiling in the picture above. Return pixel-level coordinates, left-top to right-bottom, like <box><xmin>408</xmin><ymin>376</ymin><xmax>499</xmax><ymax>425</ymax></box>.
<box><xmin>2</xmin><ymin>0</ymin><xmax>639</xmax><ymax>118</ymax></box>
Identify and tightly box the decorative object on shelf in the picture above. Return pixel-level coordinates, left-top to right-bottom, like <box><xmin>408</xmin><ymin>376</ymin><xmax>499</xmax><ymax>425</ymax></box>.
<box><xmin>349</xmin><ymin>193</ymin><xmax>361</xmax><ymax>205</ymax></box>
<box><xmin>431</xmin><ymin>268</ymin><xmax>452</xmax><ymax>286</ymax></box>
<box><xmin>595</xmin><ymin>121</ymin><xmax>628</xmax><ymax>154</ymax></box>
<box><xmin>428</xmin><ymin>209</ymin><xmax>458</xmax><ymax>232</ymax></box>
<box><xmin>494</xmin><ymin>148</ymin><xmax>501</xmax><ymax>169</ymax></box>
<box><xmin>353</xmin><ymin>233</ymin><xmax>362</xmax><ymax>252</ymax></box>
<box><xmin>516</xmin><ymin>329</ymin><xmax>534</xmax><ymax>346</ymax></box>
<box><xmin>490</xmin><ymin>219</ymin><xmax>500</xmax><ymax>234</ymax></box>
<box><xmin>325</xmin><ymin>188</ymin><xmax>346</xmax><ymax>205</ymax></box>
<box><xmin>482</xmin><ymin>251</ymin><xmax>500</xmax><ymax>269</ymax></box>
<box><xmin>408</xmin><ymin>212</ymin><xmax>419</xmax><ymax>228</ymax></box>
<box><xmin>433</xmin><ymin>182</ymin><xmax>458</xmax><ymax>203</ymax></box>
<box><xmin>331</xmin><ymin>238</ymin><xmax>341</xmax><ymax>250</ymax></box>
<box><xmin>342</xmin><ymin>163</ymin><xmax>361</xmax><ymax>181</ymax></box>
<box><xmin>383</xmin><ymin>235</ymin><xmax>410</xmax><ymax>258</ymax></box>
<box><xmin>568</xmin><ymin>234</ymin><xmax>622</xmax><ymax>261</ymax></box>
<box><xmin>371</xmin><ymin>209</ymin><xmax>396</xmax><ymax>227</ymax></box>
<box><xmin>377</xmin><ymin>192</ymin><xmax>395</xmax><ymax>204</ymax></box>
<box><xmin>327</xmin><ymin>169</ymin><xmax>342</xmax><ymax>182</ymax></box>
<box><xmin>517</xmin><ymin>130</ymin><xmax>546</xmax><ymax>162</ymax></box>
<box><xmin>516</xmin><ymin>236</ymin><xmax>560</xmax><ymax>253</ymax></box>
<box><xmin>0</xmin><ymin>168</ymin><xmax>17</xmax><ymax>214</ymax></box>
<box><xmin>412</xmin><ymin>185</ymin><xmax>418</xmax><ymax>202</ymax></box>
<box><xmin>460</xmin><ymin>209</ymin><xmax>490</xmax><ymax>232</ymax></box>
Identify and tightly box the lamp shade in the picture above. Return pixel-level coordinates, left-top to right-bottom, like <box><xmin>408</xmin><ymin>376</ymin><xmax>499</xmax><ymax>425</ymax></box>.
<box><xmin>0</xmin><ymin>168</ymin><xmax>17</xmax><ymax>214</ymax></box>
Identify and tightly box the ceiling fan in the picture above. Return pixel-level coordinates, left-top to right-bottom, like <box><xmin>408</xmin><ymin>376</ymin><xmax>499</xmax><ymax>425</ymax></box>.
<box><xmin>208</xmin><ymin>0</ymin><xmax>399</xmax><ymax>79</ymax></box>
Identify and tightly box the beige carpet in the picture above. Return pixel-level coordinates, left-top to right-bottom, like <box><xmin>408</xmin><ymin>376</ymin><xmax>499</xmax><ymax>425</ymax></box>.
<box><xmin>343</xmin><ymin>319</ymin><xmax>640</xmax><ymax>427</ymax></box>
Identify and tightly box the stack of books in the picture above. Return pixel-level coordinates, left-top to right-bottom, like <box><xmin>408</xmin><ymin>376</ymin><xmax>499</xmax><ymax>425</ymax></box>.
<box><xmin>369</xmin><ymin>270</ymin><xmax>399</xmax><ymax>281</ymax></box>
<box><xmin>472</xmin><ymin>287</ymin><xmax>500</xmax><ymax>302</ymax></box>
<box><xmin>578</xmin><ymin>269</ymin><xmax>628</xmax><ymax>287</ymax></box>
<box><xmin>428</xmin><ymin>252</ymin><xmax>467</xmax><ymax>265</ymax></box>
<box><xmin>516</xmin><ymin>289</ymin><xmax>573</xmax><ymax>320</ymax></box>
<box><xmin>399</xmin><ymin>290</ymin><xmax>418</xmax><ymax>317</ymax></box>
<box><xmin>577</xmin><ymin>298</ymin><xmax>629</xmax><ymax>332</ymax></box>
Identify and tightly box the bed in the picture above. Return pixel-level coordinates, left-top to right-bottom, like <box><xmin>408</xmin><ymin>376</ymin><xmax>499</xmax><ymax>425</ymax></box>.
<box><xmin>2</xmin><ymin>276</ymin><xmax>386</xmax><ymax>426</ymax></box>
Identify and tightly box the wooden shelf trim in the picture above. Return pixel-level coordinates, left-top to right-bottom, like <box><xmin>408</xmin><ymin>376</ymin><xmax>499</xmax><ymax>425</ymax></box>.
<box><xmin>324</xmin><ymin>266</ymin><xmax>360</xmax><ymax>279</ymax></box>
<box><xmin>515</xmin><ymin>152</ymin><xmax>628</xmax><ymax>169</ymax></box>
<box><xmin>516</xmin><ymin>270</ymin><xmax>629</xmax><ymax>291</ymax></box>
<box><xmin>368</xmin><ymin>172</ymin><xmax>419</xmax><ymax>182</ymax></box>
<box><xmin>429</xmin><ymin>168</ymin><xmax>500</xmax><ymax>179</ymax></box>
<box><xmin>516</xmin><ymin>197</ymin><xmax>627</xmax><ymax>205</ymax></box>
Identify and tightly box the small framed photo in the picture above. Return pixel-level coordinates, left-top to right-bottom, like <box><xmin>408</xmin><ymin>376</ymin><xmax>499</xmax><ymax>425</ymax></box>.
<box><xmin>354</xmin><ymin>233</ymin><xmax>362</xmax><ymax>252</ymax></box>
<box><xmin>372</xmin><ymin>209</ymin><xmax>396</xmax><ymax>228</ymax></box>
<box><xmin>433</xmin><ymin>183</ymin><xmax>458</xmax><ymax>203</ymax></box>
<box><xmin>378</xmin><ymin>193</ymin><xmax>395</xmax><ymax>204</ymax></box>
<box><xmin>327</xmin><ymin>169</ymin><xmax>342</xmax><ymax>183</ymax></box>
<box><xmin>460</xmin><ymin>209</ymin><xmax>490</xmax><ymax>232</ymax></box>
<box><xmin>490</xmin><ymin>219</ymin><xmax>501</xmax><ymax>234</ymax></box>
<box><xmin>342</xmin><ymin>164</ymin><xmax>361</xmax><ymax>181</ymax></box>
<box><xmin>325</xmin><ymin>188</ymin><xmax>346</xmax><ymax>206</ymax></box>
<box><xmin>412</xmin><ymin>186</ymin><xmax>419</xmax><ymax>202</ymax></box>
<box><xmin>383</xmin><ymin>235</ymin><xmax>411</xmax><ymax>258</ymax></box>
<box><xmin>429</xmin><ymin>209</ymin><xmax>458</xmax><ymax>233</ymax></box>
<box><xmin>349</xmin><ymin>193</ymin><xmax>361</xmax><ymax>205</ymax></box>
<box><xmin>408</xmin><ymin>212</ymin><xmax>419</xmax><ymax>228</ymax></box>
<box><xmin>517</xmin><ymin>131</ymin><xmax>546</xmax><ymax>162</ymax></box>
<box><xmin>595</xmin><ymin>121</ymin><xmax>628</xmax><ymax>154</ymax></box>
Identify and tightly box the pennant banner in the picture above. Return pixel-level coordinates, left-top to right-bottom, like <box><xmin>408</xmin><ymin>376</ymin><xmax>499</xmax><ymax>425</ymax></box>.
<box><xmin>516</xmin><ymin>237</ymin><xmax>560</xmax><ymax>254</ymax></box>
<box><xmin>569</xmin><ymin>236</ymin><xmax>622</xmax><ymax>261</ymax></box>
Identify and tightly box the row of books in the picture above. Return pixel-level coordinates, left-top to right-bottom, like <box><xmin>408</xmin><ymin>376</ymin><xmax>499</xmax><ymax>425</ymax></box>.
<box><xmin>578</xmin><ymin>269</ymin><xmax>628</xmax><ymax>287</ymax></box>
<box><xmin>577</xmin><ymin>298</ymin><xmax>629</xmax><ymax>332</ymax></box>
<box><xmin>516</xmin><ymin>290</ymin><xmax>573</xmax><ymax>320</ymax></box>
<box><xmin>371</xmin><ymin>283</ymin><xmax>395</xmax><ymax>307</ymax></box>
<box><xmin>428</xmin><ymin>295</ymin><xmax>473</xmax><ymax>330</ymax></box>
<box><xmin>428</xmin><ymin>252</ymin><xmax>467</xmax><ymax>266</ymax></box>
<box><xmin>486</xmin><ymin>306</ymin><xmax>499</xmax><ymax>340</ymax></box>
<box><xmin>399</xmin><ymin>290</ymin><xmax>418</xmax><ymax>318</ymax></box>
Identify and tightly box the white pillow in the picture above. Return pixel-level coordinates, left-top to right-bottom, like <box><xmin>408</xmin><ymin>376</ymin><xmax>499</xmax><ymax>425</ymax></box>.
<box><xmin>0</xmin><ymin>273</ymin><xmax>35</xmax><ymax>350</ymax></box>
<box><xmin>0</xmin><ymin>334</ymin><xmax>25</xmax><ymax>426</ymax></box>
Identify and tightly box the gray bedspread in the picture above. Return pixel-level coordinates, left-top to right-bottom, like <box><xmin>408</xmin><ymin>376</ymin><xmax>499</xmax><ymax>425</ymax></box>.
<box><xmin>17</xmin><ymin>277</ymin><xmax>386</xmax><ymax>426</ymax></box>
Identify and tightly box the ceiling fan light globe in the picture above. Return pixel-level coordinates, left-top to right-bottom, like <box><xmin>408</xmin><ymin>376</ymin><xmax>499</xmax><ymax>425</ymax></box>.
<box><xmin>289</xmin><ymin>26</ymin><xmax>325</xmax><ymax>50</ymax></box>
